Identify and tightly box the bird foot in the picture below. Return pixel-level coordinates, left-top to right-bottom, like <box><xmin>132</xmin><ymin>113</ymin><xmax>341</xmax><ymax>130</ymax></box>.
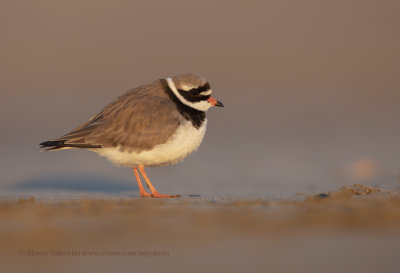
<box><xmin>150</xmin><ymin>193</ymin><xmax>181</xmax><ymax>198</ymax></box>
<box><xmin>139</xmin><ymin>191</ymin><xmax>152</xmax><ymax>198</ymax></box>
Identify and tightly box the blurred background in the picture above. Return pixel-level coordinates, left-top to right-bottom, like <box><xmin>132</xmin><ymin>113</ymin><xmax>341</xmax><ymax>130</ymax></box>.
<box><xmin>2</xmin><ymin>1</ymin><xmax>400</xmax><ymax>273</ymax></box>
<box><xmin>1</xmin><ymin>0</ymin><xmax>400</xmax><ymax>198</ymax></box>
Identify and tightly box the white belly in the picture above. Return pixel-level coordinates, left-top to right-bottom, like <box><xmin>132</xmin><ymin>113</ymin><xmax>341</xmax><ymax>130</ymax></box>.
<box><xmin>96</xmin><ymin>119</ymin><xmax>207</xmax><ymax>167</ymax></box>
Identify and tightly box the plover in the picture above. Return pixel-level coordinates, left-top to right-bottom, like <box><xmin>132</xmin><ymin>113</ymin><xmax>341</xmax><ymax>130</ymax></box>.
<box><xmin>40</xmin><ymin>73</ymin><xmax>223</xmax><ymax>198</ymax></box>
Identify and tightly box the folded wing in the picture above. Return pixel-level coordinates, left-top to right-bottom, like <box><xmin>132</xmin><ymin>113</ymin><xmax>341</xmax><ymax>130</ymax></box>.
<box><xmin>40</xmin><ymin>86</ymin><xmax>181</xmax><ymax>152</ymax></box>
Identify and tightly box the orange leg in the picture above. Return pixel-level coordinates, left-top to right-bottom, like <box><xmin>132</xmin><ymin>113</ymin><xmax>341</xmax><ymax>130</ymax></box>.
<box><xmin>132</xmin><ymin>168</ymin><xmax>151</xmax><ymax>198</ymax></box>
<box><xmin>138</xmin><ymin>165</ymin><xmax>180</xmax><ymax>198</ymax></box>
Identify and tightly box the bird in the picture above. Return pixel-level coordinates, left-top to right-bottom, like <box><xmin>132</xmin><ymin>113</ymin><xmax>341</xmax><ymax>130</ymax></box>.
<box><xmin>40</xmin><ymin>73</ymin><xmax>223</xmax><ymax>198</ymax></box>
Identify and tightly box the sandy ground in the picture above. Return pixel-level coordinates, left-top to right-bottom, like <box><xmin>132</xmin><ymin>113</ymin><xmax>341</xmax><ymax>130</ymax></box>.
<box><xmin>0</xmin><ymin>185</ymin><xmax>400</xmax><ymax>273</ymax></box>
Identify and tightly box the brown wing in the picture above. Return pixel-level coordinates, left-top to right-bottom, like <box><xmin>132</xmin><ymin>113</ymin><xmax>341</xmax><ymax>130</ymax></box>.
<box><xmin>41</xmin><ymin>82</ymin><xmax>181</xmax><ymax>152</ymax></box>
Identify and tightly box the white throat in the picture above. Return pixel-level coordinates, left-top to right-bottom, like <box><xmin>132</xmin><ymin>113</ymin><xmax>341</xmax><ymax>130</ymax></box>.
<box><xmin>166</xmin><ymin>78</ymin><xmax>212</xmax><ymax>112</ymax></box>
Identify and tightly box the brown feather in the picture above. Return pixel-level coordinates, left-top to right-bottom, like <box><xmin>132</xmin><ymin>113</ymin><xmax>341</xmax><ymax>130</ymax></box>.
<box><xmin>42</xmin><ymin>80</ymin><xmax>181</xmax><ymax>153</ymax></box>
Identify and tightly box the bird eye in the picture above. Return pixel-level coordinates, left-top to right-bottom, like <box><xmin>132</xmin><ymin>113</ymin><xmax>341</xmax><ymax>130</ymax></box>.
<box><xmin>190</xmin><ymin>89</ymin><xmax>199</xmax><ymax>96</ymax></box>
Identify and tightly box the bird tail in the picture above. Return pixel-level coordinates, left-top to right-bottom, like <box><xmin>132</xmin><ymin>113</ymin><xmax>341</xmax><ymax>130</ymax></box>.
<box><xmin>39</xmin><ymin>140</ymin><xmax>101</xmax><ymax>151</ymax></box>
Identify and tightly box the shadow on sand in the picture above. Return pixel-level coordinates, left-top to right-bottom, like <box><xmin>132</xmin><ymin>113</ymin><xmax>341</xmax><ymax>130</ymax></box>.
<box><xmin>7</xmin><ymin>175</ymin><xmax>138</xmax><ymax>193</ymax></box>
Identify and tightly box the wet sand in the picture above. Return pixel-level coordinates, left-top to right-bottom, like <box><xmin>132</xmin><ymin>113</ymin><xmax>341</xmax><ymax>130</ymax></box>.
<box><xmin>1</xmin><ymin>185</ymin><xmax>400</xmax><ymax>273</ymax></box>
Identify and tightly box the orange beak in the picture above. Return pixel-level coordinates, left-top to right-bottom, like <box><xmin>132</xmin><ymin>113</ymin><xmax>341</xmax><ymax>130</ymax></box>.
<box><xmin>207</xmin><ymin>97</ymin><xmax>224</xmax><ymax>107</ymax></box>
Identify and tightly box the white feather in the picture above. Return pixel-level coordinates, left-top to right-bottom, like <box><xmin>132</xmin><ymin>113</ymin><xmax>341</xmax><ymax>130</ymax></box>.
<box><xmin>200</xmin><ymin>90</ymin><xmax>212</xmax><ymax>96</ymax></box>
<box><xmin>96</xmin><ymin>119</ymin><xmax>207</xmax><ymax>167</ymax></box>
